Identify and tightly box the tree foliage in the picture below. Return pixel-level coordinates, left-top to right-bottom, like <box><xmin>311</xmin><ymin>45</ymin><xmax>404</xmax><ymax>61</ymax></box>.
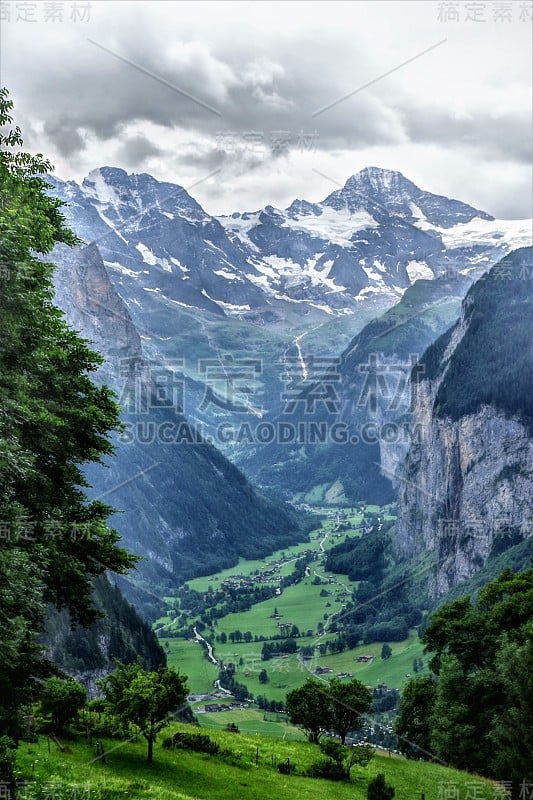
<box><xmin>0</xmin><ymin>87</ymin><xmax>135</xmax><ymax>741</ymax></box>
<box><xmin>396</xmin><ymin>567</ymin><xmax>533</xmax><ymax>791</ymax></box>
<box><xmin>285</xmin><ymin>679</ymin><xmax>333</xmax><ymax>743</ymax></box>
<box><xmin>286</xmin><ymin>676</ymin><xmax>371</xmax><ymax>745</ymax></box>
<box><xmin>40</xmin><ymin>677</ymin><xmax>86</xmax><ymax>732</ymax></box>
<box><xmin>99</xmin><ymin>661</ymin><xmax>188</xmax><ymax>763</ymax></box>
<box><xmin>328</xmin><ymin>677</ymin><xmax>372</xmax><ymax>744</ymax></box>
<box><xmin>423</xmin><ymin>247</ymin><xmax>533</xmax><ymax>431</ymax></box>
<box><xmin>394</xmin><ymin>675</ymin><xmax>436</xmax><ymax>759</ymax></box>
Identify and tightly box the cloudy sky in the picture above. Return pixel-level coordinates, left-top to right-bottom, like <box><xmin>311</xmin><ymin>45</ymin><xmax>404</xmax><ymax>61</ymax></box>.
<box><xmin>1</xmin><ymin>0</ymin><xmax>532</xmax><ymax>217</ymax></box>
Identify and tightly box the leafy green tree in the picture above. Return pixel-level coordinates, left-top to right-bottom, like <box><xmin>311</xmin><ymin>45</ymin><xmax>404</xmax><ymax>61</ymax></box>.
<box><xmin>423</xmin><ymin>568</ymin><xmax>533</xmax><ymax>675</ymax></box>
<box><xmin>428</xmin><ymin>655</ymin><xmax>479</xmax><ymax>771</ymax></box>
<box><xmin>259</xmin><ymin>669</ymin><xmax>268</xmax><ymax>684</ymax></box>
<box><xmin>285</xmin><ymin>679</ymin><xmax>333</xmax><ymax>743</ymax></box>
<box><xmin>0</xmin><ymin>87</ymin><xmax>135</xmax><ymax>741</ymax></box>
<box><xmin>394</xmin><ymin>675</ymin><xmax>436</xmax><ymax>759</ymax></box>
<box><xmin>489</xmin><ymin>626</ymin><xmax>533</xmax><ymax>792</ymax></box>
<box><xmin>397</xmin><ymin>567</ymin><xmax>533</xmax><ymax>787</ymax></box>
<box><xmin>99</xmin><ymin>661</ymin><xmax>188</xmax><ymax>763</ymax></box>
<box><xmin>40</xmin><ymin>677</ymin><xmax>86</xmax><ymax>732</ymax></box>
<box><xmin>381</xmin><ymin>644</ymin><xmax>392</xmax><ymax>660</ymax></box>
<box><xmin>328</xmin><ymin>677</ymin><xmax>372</xmax><ymax>744</ymax></box>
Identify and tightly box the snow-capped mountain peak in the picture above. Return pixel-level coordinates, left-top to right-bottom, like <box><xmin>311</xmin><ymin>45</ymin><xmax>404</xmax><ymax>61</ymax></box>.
<box><xmin>49</xmin><ymin>166</ymin><xmax>531</xmax><ymax>326</ymax></box>
<box><xmin>345</xmin><ymin>166</ymin><xmax>417</xmax><ymax>198</ymax></box>
<box><xmin>322</xmin><ymin>166</ymin><xmax>494</xmax><ymax>229</ymax></box>
<box><xmin>82</xmin><ymin>166</ymin><xmax>206</xmax><ymax>223</ymax></box>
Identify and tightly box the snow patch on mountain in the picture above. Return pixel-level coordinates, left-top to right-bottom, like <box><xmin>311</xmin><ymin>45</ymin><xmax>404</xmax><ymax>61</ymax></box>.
<box><xmin>105</xmin><ymin>261</ymin><xmax>140</xmax><ymax>278</ymax></box>
<box><xmin>221</xmin><ymin>214</ymin><xmax>262</xmax><ymax>252</ymax></box>
<box><xmin>283</xmin><ymin>207</ymin><xmax>377</xmax><ymax>246</ymax></box>
<box><xmin>214</xmin><ymin>268</ymin><xmax>240</xmax><ymax>280</ymax></box>
<box><xmin>135</xmin><ymin>242</ymin><xmax>158</xmax><ymax>265</ymax></box>
<box><xmin>170</xmin><ymin>256</ymin><xmax>189</xmax><ymax>273</ymax></box>
<box><xmin>83</xmin><ymin>168</ymin><xmax>121</xmax><ymax>206</ymax></box>
<box><xmin>417</xmin><ymin>217</ymin><xmax>533</xmax><ymax>251</ymax></box>
<box><xmin>406</xmin><ymin>261</ymin><xmax>434</xmax><ymax>282</ymax></box>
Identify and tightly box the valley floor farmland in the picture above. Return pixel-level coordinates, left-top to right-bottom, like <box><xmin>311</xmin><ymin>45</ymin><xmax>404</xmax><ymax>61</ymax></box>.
<box><xmin>158</xmin><ymin>504</ymin><xmax>428</xmax><ymax>734</ymax></box>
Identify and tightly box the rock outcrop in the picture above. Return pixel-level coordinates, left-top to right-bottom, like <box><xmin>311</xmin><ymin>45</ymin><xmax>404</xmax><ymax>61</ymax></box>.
<box><xmin>396</xmin><ymin>248</ymin><xmax>533</xmax><ymax>596</ymax></box>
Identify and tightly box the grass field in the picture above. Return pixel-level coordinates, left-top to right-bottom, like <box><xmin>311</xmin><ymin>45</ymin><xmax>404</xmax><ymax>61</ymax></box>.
<box><xmin>165</xmin><ymin>638</ymin><xmax>218</xmax><ymax>694</ymax></box>
<box><xmin>162</xmin><ymin>627</ymin><xmax>426</xmax><ymax>703</ymax></box>
<box><xmin>198</xmin><ymin>708</ymin><xmax>305</xmax><ymax>740</ymax></box>
<box><xmin>184</xmin><ymin>536</ymin><xmax>327</xmax><ymax>594</ymax></box>
<box><xmin>214</xmin><ymin>576</ymin><xmax>348</xmax><ymax>640</ymax></box>
<box><xmin>155</xmin><ymin>512</ymin><xmax>365</xmax><ymax>642</ymax></box>
<box><xmin>16</xmin><ymin>723</ymin><xmax>497</xmax><ymax>800</ymax></box>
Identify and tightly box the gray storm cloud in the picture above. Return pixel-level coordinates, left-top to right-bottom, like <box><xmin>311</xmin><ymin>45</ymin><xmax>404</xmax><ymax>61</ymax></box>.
<box><xmin>2</xmin><ymin>1</ymin><xmax>531</xmax><ymax>217</ymax></box>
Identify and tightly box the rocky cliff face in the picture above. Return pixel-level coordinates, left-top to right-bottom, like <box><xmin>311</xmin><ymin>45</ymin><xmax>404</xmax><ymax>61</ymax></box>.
<box><xmin>52</xmin><ymin>241</ymin><xmax>142</xmax><ymax>375</ymax></box>
<box><xmin>41</xmin><ymin>574</ymin><xmax>166</xmax><ymax>695</ymax></box>
<box><xmin>396</xmin><ymin>248</ymin><xmax>533</xmax><ymax>596</ymax></box>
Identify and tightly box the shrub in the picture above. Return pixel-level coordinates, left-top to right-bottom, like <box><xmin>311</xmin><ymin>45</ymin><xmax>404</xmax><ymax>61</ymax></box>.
<box><xmin>307</xmin><ymin>758</ymin><xmax>347</xmax><ymax>781</ymax></box>
<box><xmin>277</xmin><ymin>759</ymin><xmax>295</xmax><ymax>774</ymax></box>
<box><xmin>367</xmin><ymin>772</ymin><xmax>395</xmax><ymax>800</ymax></box>
<box><xmin>39</xmin><ymin>677</ymin><xmax>86</xmax><ymax>732</ymax></box>
<box><xmin>162</xmin><ymin>731</ymin><xmax>219</xmax><ymax>755</ymax></box>
<box><xmin>225</xmin><ymin>722</ymin><xmax>240</xmax><ymax>733</ymax></box>
<box><xmin>0</xmin><ymin>737</ymin><xmax>16</xmax><ymax>791</ymax></box>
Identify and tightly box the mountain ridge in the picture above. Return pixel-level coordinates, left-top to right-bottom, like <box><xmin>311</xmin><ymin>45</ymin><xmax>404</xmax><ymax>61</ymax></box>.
<box><xmin>49</xmin><ymin>166</ymin><xmax>531</xmax><ymax>327</ymax></box>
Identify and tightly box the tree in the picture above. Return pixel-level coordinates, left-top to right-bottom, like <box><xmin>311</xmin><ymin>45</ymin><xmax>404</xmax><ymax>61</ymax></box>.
<box><xmin>285</xmin><ymin>679</ymin><xmax>333</xmax><ymax>743</ymax></box>
<box><xmin>328</xmin><ymin>677</ymin><xmax>372</xmax><ymax>744</ymax></box>
<box><xmin>100</xmin><ymin>661</ymin><xmax>188</xmax><ymax>763</ymax></box>
<box><xmin>40</xmin><ymin>677</ymin><xmax>86</xmax><ymax>732</ymax></box>
<box><xmin>220</xmin><ymin>632</ymin><xmax>227</xmax><ymax>644</ymax></box>
<box><xmin>381</xmin><ymin>644</ymin><xmax>392</xmax><ymax>660</ymax></box>
<box><xmin>397</xmin><ymin>567</ymin><xmax>533</xmax><ymax>789</ymax></box>
<box><xmin>367</xmin><ymin>772</ymin><xmax>395</xmax><ymax>800</ymax></box>
<box><xmin>259</xmin><ymin>669</ymin><xmax>268</xmax><ymax>684</ymax></box>
<box><xmin>422</xmin><ymin>568</ymin><xmax>533</xmax><ymax>675</ymax></box>
<box><xmin>394</xmin><ymin>675</ymin><xmax>436</xmax><ymax>759</ymax></box>
<box><xmin>428</xmin><ymin>655</ymin><xmax>481</xmax><ymax>772</ymax></box>
<box><xmin>490</xmin><ymin>625</ymin><xmax>533</xmax><ymax>792</ymax></box>
<box><xmin>0</xmin><ymin>88</ymin><xmax>135</xmax><ymax>742</ymax></box>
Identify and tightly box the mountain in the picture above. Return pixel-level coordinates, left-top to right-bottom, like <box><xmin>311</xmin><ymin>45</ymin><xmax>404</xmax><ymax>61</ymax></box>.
<box><xmin>47</xmin><ymin>166</ymin><xmax>531</xmax><ymax>473</ymax></box>
<box><xmin>323</xmin><ymin>167</ymin><xmax>493</xmax><ymax>227</ymax></box>
<box><xmin>220</xmin><ymin>166</ymin><xmax>529</xmax><ymax>313</ymax></box>
<box><xmin>396</xmin><ymin>247</ymin><xmax>533</xmax><ymax>596</ymax></box>
<box><xmin>239</xmin><ymin>271</ymin><xmax>473</xmax><ymax>504</ymax></box>
<box><xmin>50</xmin><ymin>242</ymin><xmax>309</xmax><ymax>612</ymax></box>
<box><xmin>49</xmin><ymin>166</ymin><xmax>531</xmax><ymax>327</ymax></box>
<box><xmin>41</xmin><ymin>574</ymin><xmax>166</xmax><ymax>695</ymax></box>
